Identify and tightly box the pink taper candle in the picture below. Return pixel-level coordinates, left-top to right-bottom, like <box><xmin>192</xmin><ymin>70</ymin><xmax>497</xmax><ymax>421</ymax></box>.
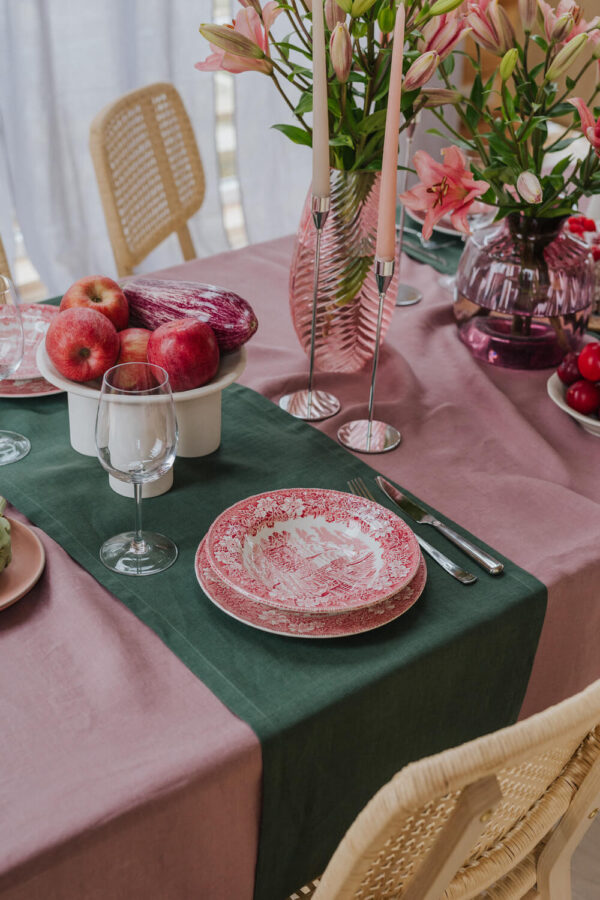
<box><xmin>312</xmin><ymin>0</ymin><xmax>330</xmax><ymax>199</ymax></box>
<box><xmin>375</xmin><ymin>3</ymin><xmax>405</xmax><ymax>260</ymax></box>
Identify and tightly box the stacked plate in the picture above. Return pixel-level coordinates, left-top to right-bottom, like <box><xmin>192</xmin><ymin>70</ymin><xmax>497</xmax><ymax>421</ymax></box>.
<box><xmin>195</xmin><ymin>487</ymin><xmax>427</xmax><ymax>639</ymax></box>
<box><xmin>0</xmin><ymin>304</ymin><xmax>62</xmax><ymax>398</ymax></box>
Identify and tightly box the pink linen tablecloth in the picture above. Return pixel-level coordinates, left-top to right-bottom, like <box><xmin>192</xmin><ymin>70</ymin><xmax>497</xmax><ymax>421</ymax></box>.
<box><xmin>0</xmin><ymin>508</ymin><xmax>261</xmax><ymax>900</ymax></box>
<box><xmin>156</xmin><ymin>236</ymin><xmax>600</xmax><ymax>719</ymax></box>
<box><xmin>2</xmin><ymin>236</ymin><xmax>599</xmax><ymax>900</ymax></box>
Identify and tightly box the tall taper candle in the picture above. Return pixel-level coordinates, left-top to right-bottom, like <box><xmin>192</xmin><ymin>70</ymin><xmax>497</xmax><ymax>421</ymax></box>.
<box><xmin>312</xmin><ymin>0</ymin><xmax>330</xmax><ymax>199</ymax></box>
<box><xmin>375</xmin><ymin>3</ymin><xmax>405</xmax><ymax>261</ymax></box>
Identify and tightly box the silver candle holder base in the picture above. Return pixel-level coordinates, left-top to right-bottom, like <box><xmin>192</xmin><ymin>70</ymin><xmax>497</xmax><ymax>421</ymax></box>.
<box><xmin>279</xmin><ymin>388</ymin><xmax>340</xmax><ymax>421</ymax></box>
<box><xmin>337</xmin><ymin>257</ymin><xmax>401</xmax><ymax>454</ymax></box>
<box><xmin>396</xmin><ymin>283</ymin><xmax>423</xmax><ymax>306</ymax></box>
<box><xmin>279</xmin><ymin>194</ymin><xmax>341</xmax><ymax>423</ymax></box>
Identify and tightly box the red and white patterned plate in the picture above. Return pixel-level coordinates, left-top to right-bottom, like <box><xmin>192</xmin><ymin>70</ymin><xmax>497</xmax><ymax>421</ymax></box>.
<box><xmin>12</xmin><ymin>304</ymin><xmax>58</xmax><ymax>380</ymax></box>
<box><xmin>0</xmin><ymin>377</ymin><xmax>62</xmax><ymax>398</ymax></box>
<box><xmin>205</xmin><ymin>488</ymin><xmax>421</xmax><ymax>614</ymax></box>
<box><xmin>196</xmin><ymin>538</ymin><xmax>426</xmax><ymax>638</ymax></box>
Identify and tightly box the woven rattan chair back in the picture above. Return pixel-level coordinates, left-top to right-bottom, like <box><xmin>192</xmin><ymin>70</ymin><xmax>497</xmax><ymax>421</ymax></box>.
<box><xmin>291</xmin><ymin>680</ymin><xmax>600</xmax><ymax>900</ymax></box>
<box><xmin>90</xmin><ymin>82</ymin><xmax>206</xmax><ymax>277</ymax></box>
<box><xmin>0</xmin><ymin>234</ymin><xmax>12</xmax><ymax>282</ymax></box>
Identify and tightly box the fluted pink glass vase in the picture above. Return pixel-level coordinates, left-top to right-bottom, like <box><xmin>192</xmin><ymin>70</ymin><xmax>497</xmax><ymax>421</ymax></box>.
<box><xmin>289</xmin><ymin>170</ymin><xmax>399</xmax><ymax>374</ymax></box>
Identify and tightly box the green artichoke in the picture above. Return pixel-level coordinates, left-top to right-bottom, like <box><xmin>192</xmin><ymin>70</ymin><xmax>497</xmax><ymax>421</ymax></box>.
<box><xmin>0</xmin><ymin>496</ymin><xmax>12</xmax><ymax>574</ymax></box>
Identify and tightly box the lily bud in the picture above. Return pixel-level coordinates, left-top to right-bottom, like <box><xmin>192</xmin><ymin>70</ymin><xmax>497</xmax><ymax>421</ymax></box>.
<box><xmin>377</xmin><ymin>5</ymin><xmax>396</xmax><ymax>33</ymax></box>
<box><xmin>422</xmin><ymin>87</ymin><xmax>462</xmax><ymax>107</ymax></box>
<box><xmin>487</xmin><ymin>0</ymin><xmax>514</xmax><ymax>54</ymax></box>
<box><xmin>325</xmin><ymin>0</ymin><xmax>345</xmax><ymax>30</ymax></box>
<box><xmin>593</xmin><ymin>37</ymin><xmax>600</xmax><ymax>60</ymax></box>
<box><xmin>550</xmin><ymin>12</ymin><xmax>574</xmax><ymax>43</ymax></box>
<box><xmin>499</xmin><ymin>47</ymin><xmax>518</xmax><ymax>80</ymax></box>
<box><xmin>518</xmin><ymin>0</ymin><xmax>536</xmax><ymax>32</ymax></box>
<box><xmin>403</xmin><ymin>50</ymin><xmax>440</xmax><ymax>90</ymax></box>
<box><xmin>334</xmin><ymin>0</ymin><xmax>352</xmax><ymax>15</ymax></box>
<box><xmin>428</xmin><ymin>0</ymin><xmax>465</xmax><ymax>14</ymax></box>
<box><xmin>517</xmin><ymin>172</ymin><xmax>543</xmax><ymax>204</ymax></box>
<box><xmin>545</xmin><ymin>32</ymin><xmax>588</xmax><ymax>80</ymax></box>
<box><xmin>200</xmin><ymin>23</ymin><xmax>266</xmax><ymax>59</ymax></box>
<box><xmin>350</xmin><ymin>0</ymin><xmax>377</xmax><ymax>16</ymax></box>
<box><xmin>330</xmin><ymin>23</ymin><xmax>352</xmax><ymax>82</ymax></box>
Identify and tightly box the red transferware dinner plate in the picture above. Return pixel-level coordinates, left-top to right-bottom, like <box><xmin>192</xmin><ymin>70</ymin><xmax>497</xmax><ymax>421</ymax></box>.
<box><xmin>205</xmin><ymin>488</ymin><xmax>421</xmax><ymax>614</ymax></box>
<box><xmin>196</xmin><ymin>538</ymin><xmax>427</xmax><ymax>638</ymax></box>
<box><xmin>0</xmin><ymin>519</ymin><xmax>46</xmax><ymax>611</ymax></box>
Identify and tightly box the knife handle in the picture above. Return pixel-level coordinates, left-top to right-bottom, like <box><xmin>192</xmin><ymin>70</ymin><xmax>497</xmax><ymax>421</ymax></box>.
<box><xmin>433</xmin><ymin>521</ymin><xmax>504</xmax><ymax>576</ymax></box>
<box><xmin>415</xmin><ymin>535</ymin><xmax>477</xmax><ymax>585</ymax></box>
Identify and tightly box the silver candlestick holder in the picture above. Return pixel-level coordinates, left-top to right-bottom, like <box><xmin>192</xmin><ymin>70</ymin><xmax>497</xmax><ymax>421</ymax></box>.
<box><xmin>337</xmin><ymin>257</ymin><xmax>401</xmax><ymax>453</ymax></box>
<box><xmin>279</xmin><ymin>195</ymin><xmax>341</xmax><ymax>421</ymax></box>
<box><xmin>396</xmin><ymin>115</ymin><xmax>423</xmax><ymax>307</ymax></box>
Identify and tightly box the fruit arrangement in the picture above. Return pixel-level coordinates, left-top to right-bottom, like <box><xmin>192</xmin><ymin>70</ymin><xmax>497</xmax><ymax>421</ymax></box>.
<box><xmin>557</xmin><ymin>344</ymin><xmax>600</xmax><ymax>417</ymax></box>
<box><xmin>45</xmin><ymin>275</ymin><xmax>257</xmax><ymax>392</ymax></box>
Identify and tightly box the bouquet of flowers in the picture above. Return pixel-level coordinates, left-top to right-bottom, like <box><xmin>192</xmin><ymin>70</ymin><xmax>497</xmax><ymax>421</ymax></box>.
<box><xmin>196</xmin><ymin>0</ymin><xmax>469</xmax><ymax>172</ymax></box>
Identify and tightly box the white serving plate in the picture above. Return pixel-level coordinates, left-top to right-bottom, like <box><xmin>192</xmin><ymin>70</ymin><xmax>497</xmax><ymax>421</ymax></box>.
<box><xmin>37</xmin><ymin>341</ymin><xmax>246</xmax><ymax>457</ymax></box>
<box><xmin>196</xmin><ymin>538</ymin><xmax>427</xmax><ymax>638</ymax></box>
<box><xmin>547</xmin><ymin>372</ymin><xmax>600</xmax><ymax>437</ymax></box>
<box><xmin>206</xmin><ymin>487</ymin><xmax>421</xmax><ymax>614</ymax></box>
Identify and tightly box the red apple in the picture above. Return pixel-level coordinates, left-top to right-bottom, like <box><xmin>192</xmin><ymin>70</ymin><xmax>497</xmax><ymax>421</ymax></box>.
<box><xmin>60</xmin><ymin>275</ymin><xmax>129</xmax><ymax>331</ymax></box>
<box><xmin>147</xmin><ymin>318</ymin><xmax>220</xmax><ymax>392</ymax></box>
<box><xmin>46</xmin><ymin>307</ymin><xmax>120</xmax><ymax>383</ymax></box>
<box><xmin>113</xmin><ymin>328</ymin><xmax>153</xmax><ymax>390</ymax></box>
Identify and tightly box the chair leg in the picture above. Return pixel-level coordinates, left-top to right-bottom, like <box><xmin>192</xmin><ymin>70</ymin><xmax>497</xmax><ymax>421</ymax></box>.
<box><xmin>177</xmin><ymin>224</ymin><xmax>195</xmax><ymax>261</ymax></box>
<box><xmin>402</xmin><ymin>776</ymin><xmax>502</xmax><ymax>900</ymax></box>
<box><xmin>536</xmin><ymin>752</ymin><xmax>600</xmax><ymax>900</ymax></box>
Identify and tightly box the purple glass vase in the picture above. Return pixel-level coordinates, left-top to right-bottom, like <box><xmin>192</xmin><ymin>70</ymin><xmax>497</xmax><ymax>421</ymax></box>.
<box><xmin>454</xmin><ymin>214</ymin><xmax>593</xmax><ymax>369</ymax></box>
<box><xmin>289</xmin><ymin>170</ymin><xmax>399</xmax><ymax>374</ymax></box>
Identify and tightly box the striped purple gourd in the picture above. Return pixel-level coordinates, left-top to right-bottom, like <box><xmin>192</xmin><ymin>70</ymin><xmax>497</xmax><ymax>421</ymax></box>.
<box><xmin>123</xmin><ymin>278</ymin><xmax>258</xmax><ymax>352</ymax></box>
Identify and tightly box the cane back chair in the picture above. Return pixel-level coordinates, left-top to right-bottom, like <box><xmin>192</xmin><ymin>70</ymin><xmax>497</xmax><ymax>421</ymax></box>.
<box><xmin>89</xmin><ymin>82</ymin><xmax>206</xmax><ymax>277</ymax></box>
<box><xmin>288</xmin><ymin>679</ymin><xmax>600</xmax><ymax>899</ymax></box>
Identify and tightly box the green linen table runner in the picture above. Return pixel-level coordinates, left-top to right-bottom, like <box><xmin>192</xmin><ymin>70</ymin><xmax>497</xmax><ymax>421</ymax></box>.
<box><xmin>1</xmin><ymin>384</ymin><xmax>546</xmax><ymax>900</ymax></box>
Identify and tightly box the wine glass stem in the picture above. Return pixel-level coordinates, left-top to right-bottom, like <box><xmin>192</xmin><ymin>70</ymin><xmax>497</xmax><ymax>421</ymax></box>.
<box><xmin>132</xmin><ymin>483</ymin><xmax>146</xmax><ymax>554</ymax></box>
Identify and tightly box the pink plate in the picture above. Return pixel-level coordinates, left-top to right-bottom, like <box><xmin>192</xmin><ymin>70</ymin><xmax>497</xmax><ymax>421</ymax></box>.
<box><xmin>0</xmin><ymin>519</ymin><xmax>46</xmax><ymax>612</ymax></box>
<box><xmin>206</xmin><ymin>488</ymin><xmax>421</xmax><ymax>613</ymax></box>
<box><xmin>0</xmin><ymin>377</ymin><xmax>62</xmax><ymax>398</ymax></box>
<box><xmin>196</xmin><ymin>538</ymin><xmax>426</xmax><ymax>638</ymax></box>
<box><xmin>12</xmin><ymin>304</ymin><xmax>59</xmax><ymax>380</ymax></box>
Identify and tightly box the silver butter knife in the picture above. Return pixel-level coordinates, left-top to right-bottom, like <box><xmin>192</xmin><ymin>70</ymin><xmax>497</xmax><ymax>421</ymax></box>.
<box><xmin>376</xmin><ymin>476</ymin><xmax>504</xmax><ymax>576</ymax></box>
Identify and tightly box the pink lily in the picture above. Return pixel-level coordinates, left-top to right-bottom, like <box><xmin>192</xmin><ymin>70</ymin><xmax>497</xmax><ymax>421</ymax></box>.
<box><xmin>569</xmin><ymin>97</ymin><xmax>600</xmax><ymax>156</ymax></box>
<box><xmin>467</xmin><ymin>0</ymin><xmax>514</xmax><ymax>54</ymax></box>
<box><xmin>196</xmin><ymin>5</ymin><xmax>281</xmax><ymax>74</ymax></box>
<box><xmin>418</xmin><ymin>9</ymin><xmax>470</xmax><ymax>60</ymax></box>
<box><xmin>398</xmin><ymin>146</ymin><xmax>489</xmax><ymax>240</ymax></box>
<box><xmin>538</xmin><ymin>0</ymin><xmax>599</xmax><ymax>43</ymax></box>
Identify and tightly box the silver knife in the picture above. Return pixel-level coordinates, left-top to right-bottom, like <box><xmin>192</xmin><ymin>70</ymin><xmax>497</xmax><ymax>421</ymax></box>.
<box><xmin>376</xmin><ymin>476</ymin><xmax>504</xmax><ymax>576</ymax></box>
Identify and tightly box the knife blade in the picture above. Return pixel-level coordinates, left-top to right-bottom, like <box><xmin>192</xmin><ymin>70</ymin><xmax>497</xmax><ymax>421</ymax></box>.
<box><xmin>376</xmin><ymin>476</ymin><xmax>504</xmax><ymax>576</ymax></box>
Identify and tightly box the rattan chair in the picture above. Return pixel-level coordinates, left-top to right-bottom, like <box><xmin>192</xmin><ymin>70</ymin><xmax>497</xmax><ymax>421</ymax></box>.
<box><xmin>89</xmin><ymin>82</ymin><xmax>206</xmax><ymax>277</ymax></box>
<box><xmin>288</xmin><ymin>679</ymin><xmax>600</xmax><ymax>899</ymax></box>
<box><xmin>0</xmin><ymin>234</ymin><xmax>12</xmax><ymax>281</ymax></box>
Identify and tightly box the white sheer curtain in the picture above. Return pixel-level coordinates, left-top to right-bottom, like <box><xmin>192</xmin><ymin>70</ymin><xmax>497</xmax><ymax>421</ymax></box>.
<box><xmin>0</xmin><ymin>0</ymin><xmax>228</xmax><ymax>295</ymax></box>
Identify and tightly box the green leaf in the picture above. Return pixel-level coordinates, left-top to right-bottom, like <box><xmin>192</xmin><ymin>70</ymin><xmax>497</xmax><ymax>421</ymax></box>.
<box><xmin>271</xmin><ymin>123</ymin><xmax>312</xmax><ymax>146</ymax></box>
<box><xmin>357</xmin><ymin>108</ymin><xmax>387</xmax><ymax>135</ymax></box>
<box><xmin>440</xmin><ymin>54</ymin><xmax>455</xmax><ymax>77</ymax></box>
<box><xmin>328</xmin><ymin>96</ymin><xmax>342</xmax><ymax>117</ymax></box>
<box><xmin>471</xmin><ymin>73</ymin><xmax>484</xmax><ymax>111</ymax></box>
<box><xmin>276</xmin><ymin>40</ymin><xmax>313</xmax><ymax>61</ymax></box>
<box><xmin>294</xmin><ymin>91</ymin><xmax>313</xmax><ymax>115</ymax></box>
<box><xmin>531</xmin><ymin>35</ymin><xmax>548</xmax><ymax>52</ymax></box>
<box><xmin>329</xmin><ymin>133</ymin><xmax>355</xmax><ymax>148</ymax></box>
<box><xmin>528</xmin><ymin>62</ymin><xmax>546</xmax><ymax>80</ymax></box>
<box><xmin>287</xmin><ymin>64</ymin><xmax>312</xmax><ymax>80</ymax></box>
<box><xmin>548</xmin><ymin>137</ymin><xmax>579</xmax><ymax>153</ymax></box>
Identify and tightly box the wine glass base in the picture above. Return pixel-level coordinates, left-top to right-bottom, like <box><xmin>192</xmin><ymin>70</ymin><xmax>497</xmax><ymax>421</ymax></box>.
<box><xmin>100</xmin><ymin>531</ymin><xmax>178</xmax><ymax>576</ymax></box>
<box><xmin>337</xmin><ymin>420</ymin><xmax>401</xmax><ymax>454</ymax></box>
<box><xmin>279</xmin><ymin>389</ymin><xmax>341</xmax><ymax>421</ymax></box>
<box><xmin>396</xmin><ymin>284</ymin><xmax>423</xmax><ymax>307</ymax></box>
<box><xmin>438</xmin><ymin>274</ymin><xmax>456</xmax><ymax>292</ymax></box>
<box><xmin>0</xmin><ymin>431</ymin><xmax>31</xmax><ymax>466</ymax></box>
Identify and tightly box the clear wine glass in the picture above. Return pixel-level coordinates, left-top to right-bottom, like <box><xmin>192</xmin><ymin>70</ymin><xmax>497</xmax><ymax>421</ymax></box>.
<box><xmin>95</xmin><ymin>362</ymin><xmax>178</xmax><ymax>576</ymax></box>
<box><xmin>0</xmin><ymin>274</ymin><xmax>31</xmax><ymax>465</ymax></box>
